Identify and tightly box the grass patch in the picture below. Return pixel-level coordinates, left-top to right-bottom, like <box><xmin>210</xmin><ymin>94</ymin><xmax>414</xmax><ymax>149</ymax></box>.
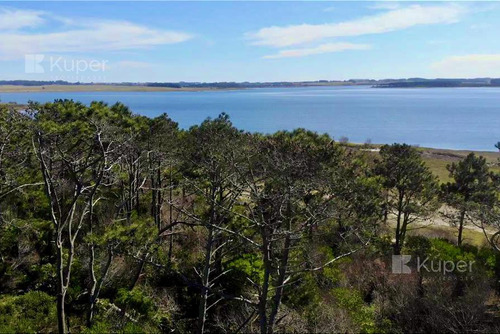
<box><xmin>406</xmin><ymin>223</ymin><xmax>489</xmax><ymax>247</ymax></box>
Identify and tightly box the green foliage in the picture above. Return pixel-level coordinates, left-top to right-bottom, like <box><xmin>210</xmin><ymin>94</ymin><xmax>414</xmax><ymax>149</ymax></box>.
<box><xmin>122</xmin><ymin>322</ymin><xmax>151</xmax><ymax>334</ymax></box>
<box><xmin>442</xmin><ymin>153</ymin><xmax>497</xmax><ymax>208</ymax></box>
<box><xmin>429</xmin><ymin>238</ymin><xmax>474</xmax><ymax>262</ymax></box>
<box><xmin>82</xmin><ymin>320</ymin><xmax>112</xmax><ymax>334</ymax></box>
<box><xmin>226</xmin><ymin>253</ymin><xmax>263</xmax><ymax>285</ymax></box>
<box><xmin>284</xmin><ymin>273</ymin><xmax>321</xmax><ymax>311</ymax></box>
<box><xmin>404</xmin><ymin>235</ymin><xmax>432</xmax><ymax>257</ymax></box>
<box><xmin>332</xmin><ymin>287</ymin><xmax>378</xmax><ymax>333</ymax></box>
<box><xmin>427</xmin><ymin>238</ymin><xmax>498</xmax><ymax>279</ymax></box>
<box><xmin>0</xmin><ymin>291</ymin><xmax>56</xmax><ymax>333</ymax></box>
<box><xmin>375</xmin><ymin>143</ymin><xmax>439</xmax><ymax>254</ymax></box>
<box><xmin>440</xmin><ymin>153</ymin><xmax>498</xmax><ymax>244</ymax></box>
<box><xmin>377</xmin><ymin>144</ymin><xmax>438</xmax><ymax>194</ymax></box>
<box><xmin>116</xmin><ymin>288</ymin><xmax>155</xmax><ymax>317</ymax></box>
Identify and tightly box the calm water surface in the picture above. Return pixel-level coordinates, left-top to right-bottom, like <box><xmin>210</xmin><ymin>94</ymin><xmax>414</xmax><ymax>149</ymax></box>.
<box><xmin>2</xmin><ymin>86</ymin><xmax>499</xmax><ymax>151</ymax></box>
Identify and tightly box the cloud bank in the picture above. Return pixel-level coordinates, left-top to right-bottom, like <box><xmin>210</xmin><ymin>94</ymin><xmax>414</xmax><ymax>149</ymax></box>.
<box><xmin>0</xmin><ymin>8</ymin><xmax>46</xmax><ymax>30</ymax></box>
<box><xmin>0</xmin><ymin>8</ymin><xmax>193</xmax><ymax>60</ymax></box>
<box><xmin>248</xmin><ymin>4</ymin><xmax>466</xmax><ymax>48</ymax></box>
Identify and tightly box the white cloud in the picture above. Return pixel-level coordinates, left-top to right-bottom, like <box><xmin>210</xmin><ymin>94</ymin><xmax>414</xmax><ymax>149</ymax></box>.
<box><xmin>323</xmin><ymin>6</ymin><xmax>335</xmax><ymax>13</ymax></box>
<box><xmin>0</xmin><ymin>8</ymin><xmax>46</xmax><ymax>30</ymax></box>
<box><xmin>247</xmin><ymin>4</ymin><xmax>467</xmax><ymax>48</ymax></box>
<box><xmin>0</xmin><ymin>12</ymin><xmax>193</xmax><ymax>60</ymax></box>
<box><xmin>368</xmin><ymin>2</ymin><xmax>401</xmax><ymax>11</ymax></box>
<box><xmin>431</xmin><ymin>54</ymin><xmax>500</xmax><ymax>78</ymax></box>
<box><xmin>263</xmin><ymin>42</ymin><xmax>370</xmax><ymax>59</ymax></box>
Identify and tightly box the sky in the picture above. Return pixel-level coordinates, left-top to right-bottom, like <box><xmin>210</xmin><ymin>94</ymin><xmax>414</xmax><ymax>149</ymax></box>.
<box><xmin>1</xmin><ymin>1</ymin><xmax>500</xmax><ymax>82</ymax></box>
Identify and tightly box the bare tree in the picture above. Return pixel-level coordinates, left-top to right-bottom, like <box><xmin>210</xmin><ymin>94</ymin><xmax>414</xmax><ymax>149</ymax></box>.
<box><xmin>30</xmin><ymin>101</ymin><xmax>116</xmax><ymax>333</ymax></box>
<box><xmin>236</xmin><ymin>130</ymin><xmax>377</xmax><ymax>334</ymax></box>
<box><xmin>181</xmin><ymin>114</ymin><xmax>249</xmax><ymax>334</ymax></box>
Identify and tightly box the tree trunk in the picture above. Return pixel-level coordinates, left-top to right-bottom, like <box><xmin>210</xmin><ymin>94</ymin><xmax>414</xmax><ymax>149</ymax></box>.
<box><xmin>167</xmin><ymin>169</ymin><xmax>174</xmax><ymax>269</ymax></box>
<box><xmin>129</xmin><ymin>255</ymin><xmax>147</xmax><ymax>291</ymax></box>
<box><xmin>87</xmin><ymin>241</ymin><xmax>97</xmax><ymax>327</ymax></box>
<box><xmin>56</xmin><ymin>291</ymin><xmax>67</xmax><ymax>334</ymax></box>
<box><xmin>457</xmin><ymin>209</ymin><xmax>466</xmax><ymax>247</ymax></box>
<box><xmin>88</xmin><ymin>246</ymin><xmax>113</xmax><ymax>327</ymax></box>
<box><xmin>393</xmin><ymin>191</ymin><xmax>404</xmax><ymax>255</ymax></box>
<box><xmin>197</xmin><ymin>226</ymin><xmax>214</xmax><ymax>334</ymax></box>
<box><xmin>56</xmin><ymin>238</ymin><xmax>68</xmax><ymax>334</ymax></box>
<box><xmin>259</xmin><ymin>228</ymin><xmax>271</xmax><ymax>334</ymax></box>
<box><xmin>400</xmin><ymin>212</ymin><xmax>410</xmax><ymax>253</ymax></box>
<box><xmin>268</xmin><ymin>233</ymin><xmax>291</xmax><ymax>334</ymax></box>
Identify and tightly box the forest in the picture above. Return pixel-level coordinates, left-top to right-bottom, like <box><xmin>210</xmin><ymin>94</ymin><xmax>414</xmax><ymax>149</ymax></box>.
<box><xmin>2</xmin><ymin>100</ymin><xmax>500</xmax><ymax>333</ymax></box>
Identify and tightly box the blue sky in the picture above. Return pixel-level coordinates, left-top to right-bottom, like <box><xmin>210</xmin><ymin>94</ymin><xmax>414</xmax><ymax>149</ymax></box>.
<box><xmin>1</xmin><ymin>1</ymin><xmax>500</xmax><ymax>82</ymax></box>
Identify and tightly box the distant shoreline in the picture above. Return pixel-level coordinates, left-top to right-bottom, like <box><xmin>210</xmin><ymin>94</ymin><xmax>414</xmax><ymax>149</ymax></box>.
<box><xmin>1</xmin><ymin>78</ymin><xmax>500</xmax><ymax>92</ymax></box>
<box><xmin>0</xmin><ymin>84</ymin><xmax>243</xmax><ymax>93</ymax></box>
<box><xmin>2</xmin><ymin>83</ymin><xmax>500</xmax><ymax>93</ymax></box>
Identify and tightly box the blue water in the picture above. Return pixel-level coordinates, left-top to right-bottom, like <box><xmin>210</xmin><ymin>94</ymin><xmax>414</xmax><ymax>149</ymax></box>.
<box><xmin>2</xmin><ymin>86</ymin><xmax>499</xmax><ymax>151</ymax></box>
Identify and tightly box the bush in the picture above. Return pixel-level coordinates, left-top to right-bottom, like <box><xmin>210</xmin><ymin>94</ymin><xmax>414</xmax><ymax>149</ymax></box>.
<box><xmin>116</xmin><ymin>288</ymin><xmax>155</xmax><ymax>318</ymax></box>
<box><xmin>0</xmin><ymin>291</ymin><xmax>56</xmax><ymax>333</ymax></box>
<box><xmin>82</xmin><ymin>320</ymin><xmax>112</xmax><ymax>334</ymax></box>
<box><xmin>332</xmin><ymin>287</ymin><xmax>378</xmax><ymax>333</ymax></box>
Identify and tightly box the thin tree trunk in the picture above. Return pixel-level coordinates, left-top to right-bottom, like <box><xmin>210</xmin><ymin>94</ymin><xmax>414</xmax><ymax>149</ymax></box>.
<box><xmin>197</xmin><ymin>226</ymin><xmax>214</xmax><ymax>334</ymax></box>
<box><xmin>393</xmin><ymin>191</ymin><xmax>404</xmax><ymax>255</ymax></box>
<box><xmin>56</xmin><ymin>235</ymin><xmax>68</xmax><ymax>334</ymax></box>
<box><xmin>400</xmin><ymin>212</ymin><xmax>410</xmax><ymax>252</ymax></box>
<box><xmin>259</xmin><ymin>228</ymin><xmax>271</xmax><ymax>334</ymax></box>
<box><xmin>156</xmin><ymin>163</ymin><xmax>162</xmax><ymax>230</ymax></box>
<box><xmin>268</xmin><ymin>233</ymin><xmax>291</xmax><ymax>334</ymax></box>
<box><xmin>88</xmin><ymin>246</ymin><xmax>113</xmax><ymax>327</ymax></box>
<box><xmin>457</xmin><ymin>208</ymin><xmax>466</xmax><ymax>247</ymax></box>
<box><xmin>167</xmin><ymin>168</ymin><xmax>174</xmax><ymax>268</ymax></box>
<box><xmin>87</xmin><ymin>241</ymin><xmax>97</xmax><ymax>327</ymax></box>
<box><xmin>129</xmin><ymin>255</ymin><xmax>147</xmax><ymax>291</ymax></box>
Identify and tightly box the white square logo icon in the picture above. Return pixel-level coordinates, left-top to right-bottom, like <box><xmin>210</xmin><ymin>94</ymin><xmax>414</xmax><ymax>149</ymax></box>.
<box><xmin>25</xmin><ymin>54</ymin><xmax>45</xmax><ymax>73</ymax></box>
<box><xmin>392</xmin><ymin>255</ymin><xmax>412</xmax><ymax>274</ymax></box>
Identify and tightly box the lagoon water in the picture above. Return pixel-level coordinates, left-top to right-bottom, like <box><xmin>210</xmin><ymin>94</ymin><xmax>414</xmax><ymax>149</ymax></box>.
<box><xmin>1</xmin><ymin>86</ymin><xmax>499</xmax><ymax>151</ymax></box>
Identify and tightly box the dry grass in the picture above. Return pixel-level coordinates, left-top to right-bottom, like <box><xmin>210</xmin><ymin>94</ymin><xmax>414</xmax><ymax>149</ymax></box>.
<box><xmin>418</xmin><ymin>147</ymin><xmax>500</xmax><ymax>183</ymax></box>
<box><xmin>406</xmin><ymin>223</ymin><xmax>489</xmax><ymax>247</ymax></box>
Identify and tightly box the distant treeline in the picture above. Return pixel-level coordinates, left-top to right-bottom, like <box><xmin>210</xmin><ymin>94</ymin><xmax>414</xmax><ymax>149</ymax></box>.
<box><xmin>0</xmin><ymin>79</ymin><xmax>358</xmax><ymax>88</ymax></box>
<box><xmin>3</xmin><ymin>78</ymin><xmax>500</xmax><ymax>89</ymax></box>
<box><xmin>0</xmin><ymin>80</ymin><xmax>73</xmax><ymax>86</ymax></box>
<box><xmin>374</xmin><ymin>78</ymin><xmax>500</xmax><ymax>88</ymax></box>
<box><xmin>144</xmin><ymin>81</ymin><xmax>353</xmax><ymax>88</ymax></box>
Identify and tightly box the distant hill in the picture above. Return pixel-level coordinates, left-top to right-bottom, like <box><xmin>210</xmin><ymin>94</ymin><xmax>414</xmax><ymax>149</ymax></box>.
<box><xmin>374</xmin><ymin>78</ymin><xmax>500</xmax><ymax>88</ymax></box>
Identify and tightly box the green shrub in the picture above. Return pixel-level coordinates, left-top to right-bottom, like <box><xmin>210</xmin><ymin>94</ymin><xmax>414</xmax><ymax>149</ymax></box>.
<box><xmin>0</xmin><ymin>291</ymin><xmax>56</xmax><ymax>333</ymax></box>
<box><xmin>332</xmin><ymin>287</ymin><xmax>377</xmax><ymax>333</ymax></box>
<box><xmin>116</xmin><ymin>288</ymin><xmax>155</xmax><ymax>317</ymax></box>
<box><xmin>82</xmin><ymin>320</ymin><xmax>112</xmax><ymax>334</ymax></box>
<box><xmin>404</xmin><ymin>235</ymin><xmax>431</xmax><ymax>257</ymax></box>
<box><xmin>122</xmin><ymin>322</ymin><xmax>148</xmax><ymax>333</ymax></box>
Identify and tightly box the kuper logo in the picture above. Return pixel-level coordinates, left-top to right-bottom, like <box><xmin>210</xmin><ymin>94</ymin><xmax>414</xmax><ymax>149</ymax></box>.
<box><xmin>24</xmin><ymin>54</ymin><xmax>108</xmax><ymax>80</ymax></box>
<box><xmin>392</xmin><ymin>255</ymin><xmax>475</xmax><ymax>275</ymax></box>
<box><xmin>392</xmin><ymin>255</ymin><xmax>412</xmax><ymax>274</ymax></box>
<box><xmin>25</xmin><ymin>54</ymin><xmax>45</xmax><ymax>74</ymax></box>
